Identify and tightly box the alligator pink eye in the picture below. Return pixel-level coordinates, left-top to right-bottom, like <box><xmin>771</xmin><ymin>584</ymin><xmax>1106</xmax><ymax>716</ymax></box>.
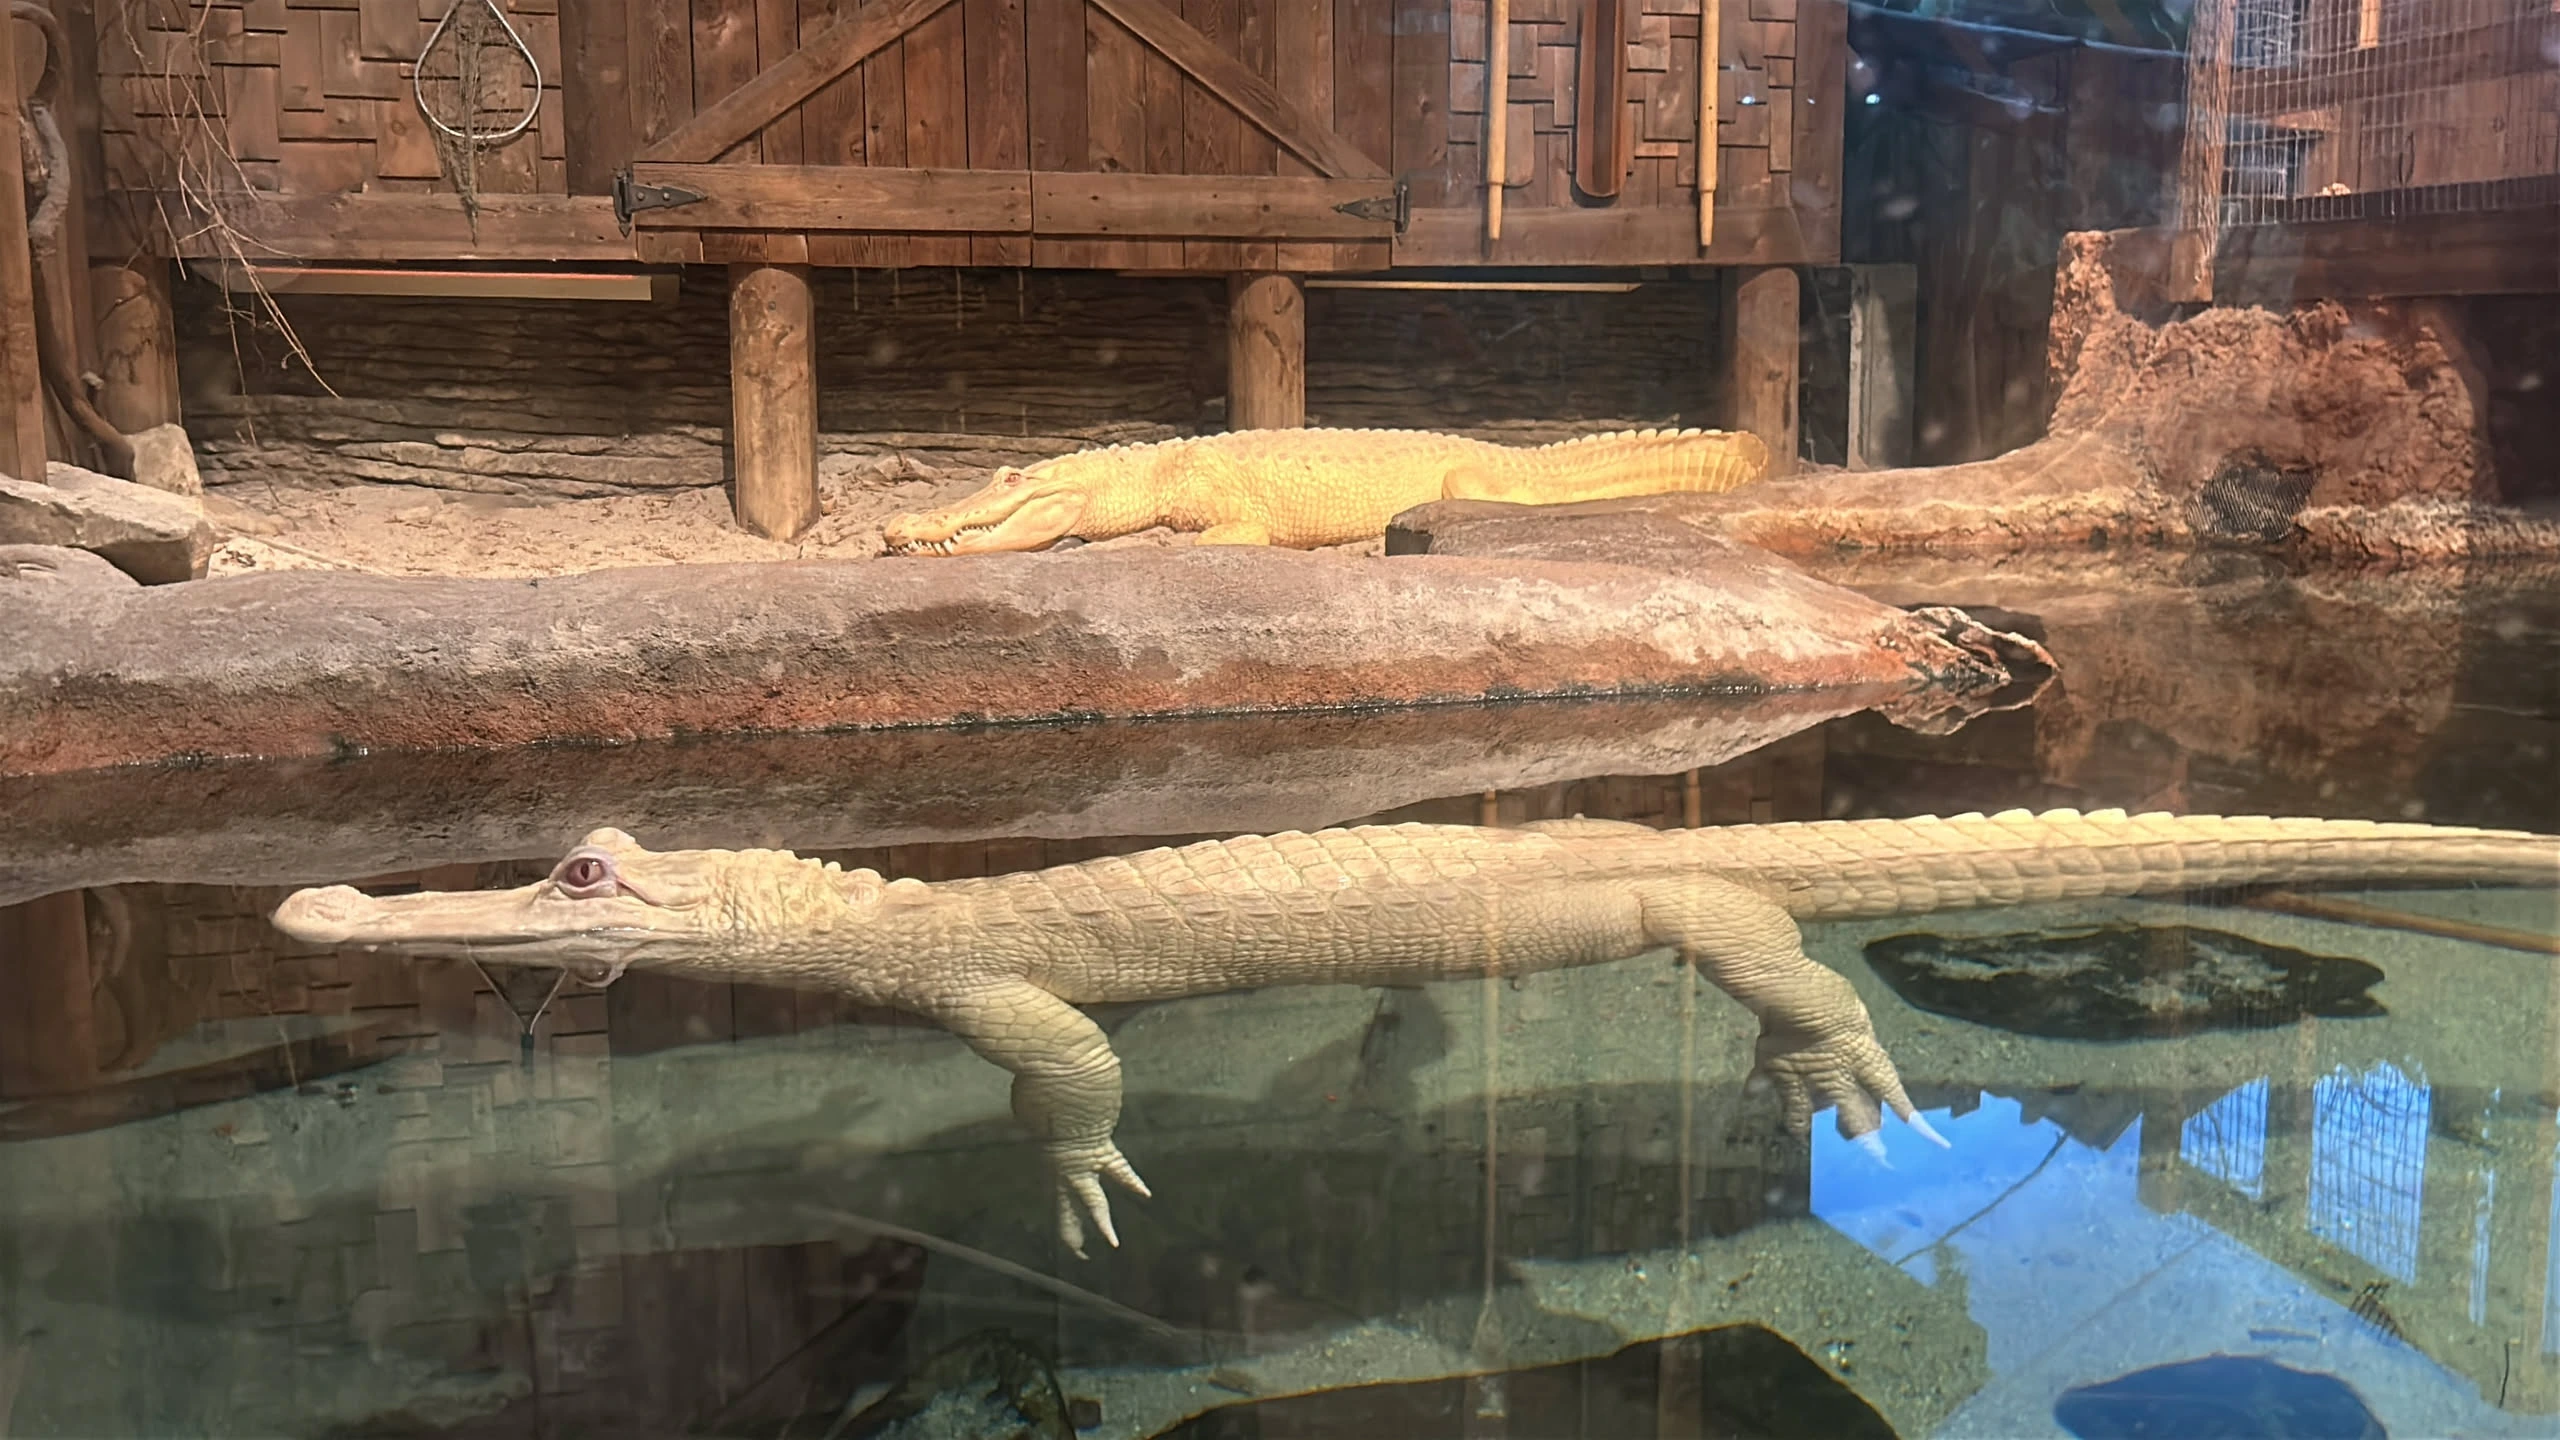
<box><xmin>553</xmin><ymin>849</ymin><xmax>619</xmax><ymax>898</ymax></box>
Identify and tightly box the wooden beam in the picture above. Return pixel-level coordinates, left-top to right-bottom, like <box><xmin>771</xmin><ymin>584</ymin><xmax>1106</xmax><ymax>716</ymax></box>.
<box><xmin>1087</xmin><ymin>0</ymin><xmax>1388</xmax><ymax>178</ymax></box>
<box><xmin>2214</xmin><ymin>205</ymin><xmax>2560</xmax><ymax>300</ymax></box>
<box><xmin>637</xmin><ymin>0</ymin><xmax>963</xmax><ymax>164</ymax></box>
<box><xmin>0</xmin><ymin>5</ymin><xmax>49</xmax><ymax>480</ymax></box>
<box><xmin>90</xmin><ymin>260</ymin><xmax>181</xmax><ymax>433</ymax></box>
<box><xmin>1033</xmin><ymin>173</ymin><xmax>1396</xmax><ymax>239</ymax></box>
<box><xmin>728</xmin><ymin>264</ymin><xmax>819</xmax><ymax>542</ymax></box>
<box><xmin>1395</xmin><ymin>202</ymin><xmax>1819</xmax><ymax>266</ymax></box>
<box><xmin>629</xmin><ymin>163</ymin><xmax>1031</xmax><ymax>232</ymax></box>
<box><xmin>135</xmin><ymin>192</ymin><xmax>637</xmax><ymax>262</ymax></box>
<box><xmin>1227</xmin><ymin>272</ymin><xmax>1305</xmax><ymax>429</ymax></box>
<box><xmin>1721</xmin><ymin>266</ymin><xmax>1798</xmax><ymax>477</ymax></box>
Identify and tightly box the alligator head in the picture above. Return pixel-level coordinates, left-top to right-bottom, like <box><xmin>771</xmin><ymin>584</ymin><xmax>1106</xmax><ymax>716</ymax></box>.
<box><xmin>880</xmin><ymin>463</ymin><xmax>1092</xmax><ymax>556</ymax></box>
<box><xmin>270</xmin><ymin>829</ymin><xmax>887</xmax><ymax>989</ymax></box>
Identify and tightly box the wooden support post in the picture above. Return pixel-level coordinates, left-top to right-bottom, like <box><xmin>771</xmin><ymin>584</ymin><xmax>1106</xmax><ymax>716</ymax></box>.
<box><xmin>1846</xmin><ymin>263</ymin><xmax>1915</xmax><ymax>470</ymax></box>
<box><xmin>2171</xmin><ymin>0</ymin><xmax>2235</xmax><ymax>303</ymax></box>
<box><xmin>727</xmin><ymin>263</ymin><xmax>819</xmax><ymax>541</ymax></box>
<box><xmin>0</xmin><ymin>5</ymin><xmax>51</xmax><ymax>479</ymax></box>
<box><xmin>1574</xmin><ymin>0</ymin><xmax>1633</xmax><ymax>199</ymax></box>
<box><xmin>1226</xmin><ymin>272</ymin><xmax>1306</xmax><ymax>430</ymax></box>
<box><xmin>1720</xmin><ymin>266</ymin><xmax>1798</xmax><ymax>476</ymax></box>
<box><xmin>92</xmin><ymin>261</ymin><xmax>182</xmax><ymax>433</ymax></box>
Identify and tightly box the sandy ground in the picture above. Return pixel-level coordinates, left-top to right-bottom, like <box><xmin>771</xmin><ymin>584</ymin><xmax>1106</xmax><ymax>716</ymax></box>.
<box><xmin>200</xmin><ymin>460</ymin><xmax>1383</xmax><ymax>578</ymax></box>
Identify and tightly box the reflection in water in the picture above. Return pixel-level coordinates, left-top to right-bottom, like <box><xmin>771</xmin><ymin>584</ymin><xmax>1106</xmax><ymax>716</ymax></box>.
<box><xmin>2185</xmin><ymin>1078</ymin><xmax>2272</xmax><ymax>1202</ymax></box>
<box><xmin>2052</xmin><ymin>1356</ymin><xmax>2389</xmax><ymax>1440</ymax></box>
<box><xmin>0</xmin><ymin>571</ymin><xmax>2553</xmax><ymax>1437</ymax></box>
<box><xmin>2307</xmin><ymin>1063</ymin><xmax>2432</xmax><ymax>1286</ymax></box>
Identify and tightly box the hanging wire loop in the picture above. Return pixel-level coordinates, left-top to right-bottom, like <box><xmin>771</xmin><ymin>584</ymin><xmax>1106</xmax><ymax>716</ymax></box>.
<box><xmin>413</xmin><ymin>0</ymin><xmax>543</xmax><ymax>143</ymax></box>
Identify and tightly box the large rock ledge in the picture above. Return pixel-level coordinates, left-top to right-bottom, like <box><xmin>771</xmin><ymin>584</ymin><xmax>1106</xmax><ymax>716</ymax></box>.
<box><xmin>0</xmin><ymin>539</ymin><xmax>2045</xmax><ymax>778</ymax></box>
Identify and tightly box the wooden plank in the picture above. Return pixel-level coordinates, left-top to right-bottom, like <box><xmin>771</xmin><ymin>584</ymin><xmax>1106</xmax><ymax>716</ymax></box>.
<box><xmin>757</xmin><ymin>0</ymin><xmax>806</xmax><ymax>162</ymax></box>
<box><xmin>640</xmin><ymin>0</ymin><xmax>961</xmax><ymax>163</ymax></box>
<box><xmin>1392</xmin><ymin>0</ymin><xmax>1449</xmax><ymax>203</ymax></box>
<box><xmin>1227</xmin><ymin>272</ymin><xmax>1304</xmax><ymax>428</ymax></box>
<box><xmin>1089</xmin><ymin>0</ymin><xmax>1387</xmax><ymax>176</ymax></box>
<box><xmin>1720</xmin><ymin>265</ymin><xmax>1795</xmax><ymax>474</ymax></box>
<box><xmin>1574</xmin><ymin>0</ymin><xmax>1631</xmax><ymax>197</ymax></box>
<box><xmin>1787</xmin><ymin>0</ymin><xmax>1841</xmax><ymax>259</ymax></box>
<box><xmin>1025</xmin><ymin>0</ymin><xmax>1087</xmax><ymax>169</ymax></box>
<box><xmin>1393</xmin><ymin>196</ymin><xmax>1814</xmax><ymax>263</ymax></box>
<box><xmin>144</xmin><ymin>190</ymin><xmax>636</xmax><ymax>260</ymax></box>
<box><xmin>799</xmin><ymin>0</ymin><xmax>866</xmax><ymax>165</ymax></box>
<box><xmin>1033</xmin><ymin>171</ymin><xmax>1397</xmax><ymax>236</ymax></box>
<box><xmin>1079</xmin><ymin>7</ymin><xmax>1153</xmax><ymax>267</ymax></box>
<box><xmin>1182</xmin><ymin>0</ymin><xmax>1250</xmax><ymax>268</ymax></box>
<box><xmin>729</xmin><ymin>263</ymin><xmax>818</xmax><ymax>542</ymax></box>
<box><xmin>966</xmin><ymin>0</ymin><xmax>1032</xmax><ymax>264</ymax></box>
<box><xmin>629</xmin><ymin>0</ymin><xmax>696</xmax><ymax>147</ymax></box>
<box><xmin>1337</xmin><ymin>0</ymin><xmax>1395</xmax><ymax>174</ymax></box>
<box><xmin>695</xmin><ymin>0</ymin><xmax>765</xmax><ymax>162</ymax></box>
<box><xmin>629</xmin><ymin>162</ymin><xmax>1033</xmax><ymax>230</ymax></box>
<box><xmin>902</xmin><ymin>1</ymin><xmax>971</xmax><ymax>264</ymax></box>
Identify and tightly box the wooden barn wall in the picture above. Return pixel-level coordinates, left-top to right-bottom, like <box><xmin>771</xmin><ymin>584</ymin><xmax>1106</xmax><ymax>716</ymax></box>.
<box><xmin>91</xmin><ymin>0</ymin><xmax>1847</xmax><ymax>268</ymax></box>
<box><xmin>96</xmin><ymin>0</ymin><xmax>571</xmax><ymax>198</ymax></box>
<box><xmin>175</xmin><ymin>266</ymin><xmax>1718</xmax><ymax>492</ymax></box>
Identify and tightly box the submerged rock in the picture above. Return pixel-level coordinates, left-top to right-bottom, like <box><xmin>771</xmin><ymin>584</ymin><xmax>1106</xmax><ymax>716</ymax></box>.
<box><xmin>1862</xmin><ymin>923</ymin><xmax>2385</xmax><ymax>1041</ymax></box>
<box><xmin>845</xmin><ymin>1329</ymin><xmax>1076</xmax><ymax>1440</ymax></box>
<box><xmin>2055</xmin><ymin>1355</ymin><xmax>2386</xmax><ymax>1439</ymax></box>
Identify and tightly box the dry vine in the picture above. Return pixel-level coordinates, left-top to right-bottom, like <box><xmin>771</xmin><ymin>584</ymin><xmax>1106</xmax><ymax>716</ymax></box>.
<box><xmin>98</xmin><ymin>0</ymin><xmax>335</xmax><ymax>418</ymax></box>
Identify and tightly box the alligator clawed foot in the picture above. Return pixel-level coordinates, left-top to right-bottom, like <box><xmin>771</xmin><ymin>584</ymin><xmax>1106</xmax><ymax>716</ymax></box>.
<box><xmin>1049</xmin><ymin>1142</ymin><xmax>1152</xmax><ymax>1259</ymax></box>
<box><xmin>1750</xmin><ymin>1021</ymin><xmax>1949</xmax><ymax>1160</ymax></box>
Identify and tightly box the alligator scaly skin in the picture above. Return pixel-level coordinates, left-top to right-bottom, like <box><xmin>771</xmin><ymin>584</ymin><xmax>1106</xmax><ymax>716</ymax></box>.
<box><xmin>879</xmin><ymin>425</ymin><xmax>1770</xmax><ymax>553</ymax></box>
<box><xmin>273</xmin><ymin>808</ymin><xmax>2559</xmax><ymax>1253</ymax></box>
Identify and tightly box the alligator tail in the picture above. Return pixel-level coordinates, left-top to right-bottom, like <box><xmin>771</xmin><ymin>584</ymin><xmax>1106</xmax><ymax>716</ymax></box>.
<box><xmin>1707</xmin><ymin>809</ymin><xmax>2560</xmax><ymax>923</ymax></box>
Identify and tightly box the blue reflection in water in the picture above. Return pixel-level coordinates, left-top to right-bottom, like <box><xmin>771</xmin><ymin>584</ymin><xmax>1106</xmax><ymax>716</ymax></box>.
<box><xmin>1804</xmin><ymin>1082</ymin><xmax>2542</xmax><ymax>1439</ymax></box>
<box><xmin>2187</xmin><ymin>1077</ymin><xmax>2272</xmax><ymax>1201</ymax></box>
<box><xmin>2306</xmin><ymin>1062</ymin><xmax>2432</xmax><ymax>1285</ymax></box>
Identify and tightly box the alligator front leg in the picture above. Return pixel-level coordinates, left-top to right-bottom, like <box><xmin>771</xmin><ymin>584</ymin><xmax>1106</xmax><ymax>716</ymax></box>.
<box><xmin>1195</xmin><ymin>521</ymin><xmax>1273</xmax><ymax>545</ymax></box>
<box><xmin>1633</xmin><ymin>877</ymin><xmax>1948</xmax><ymax>1156</ymax></box>
<box><xmin>925</xmin><ymin>978</ymin><xmax>1152</xmax><ymax>1257</ymax></box>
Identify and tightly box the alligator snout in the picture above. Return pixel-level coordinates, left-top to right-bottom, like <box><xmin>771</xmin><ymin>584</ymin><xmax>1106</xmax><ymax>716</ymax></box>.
<box><xmin>271</xmin><ymin>885</ymin><xmax>373</xmax><ymax>946</ymax></box>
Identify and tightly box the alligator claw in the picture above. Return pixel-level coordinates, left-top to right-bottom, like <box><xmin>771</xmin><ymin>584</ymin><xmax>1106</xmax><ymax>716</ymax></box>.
<box><xmin>1050</xmin><ymin>1142</ymin><xmax>1151</xmax><ymax>1258</ymax></box>
<box><xmin>1751</xmin><ymin>1017</ymin><xmax>1934</xmax><ymax>1163</ymax></box>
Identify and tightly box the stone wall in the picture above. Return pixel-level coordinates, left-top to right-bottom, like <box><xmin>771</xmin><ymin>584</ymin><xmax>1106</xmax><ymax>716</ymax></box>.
<box><xmin>178</xmin><ymin>270</ymin><xmax>1720</xmax><ymax>497</ymax></box>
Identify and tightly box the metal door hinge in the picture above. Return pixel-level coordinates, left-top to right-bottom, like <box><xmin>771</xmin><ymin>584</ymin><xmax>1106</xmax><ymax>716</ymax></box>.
<box><xmin>613</xmin><ymin>169</ymin><xmax>706</xmax><ymax>234</ymax></box>
<box><xmin>1333</xmin><ymin>178</ymin><xmax>1411</xmax><ymax>232</ymax></box>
